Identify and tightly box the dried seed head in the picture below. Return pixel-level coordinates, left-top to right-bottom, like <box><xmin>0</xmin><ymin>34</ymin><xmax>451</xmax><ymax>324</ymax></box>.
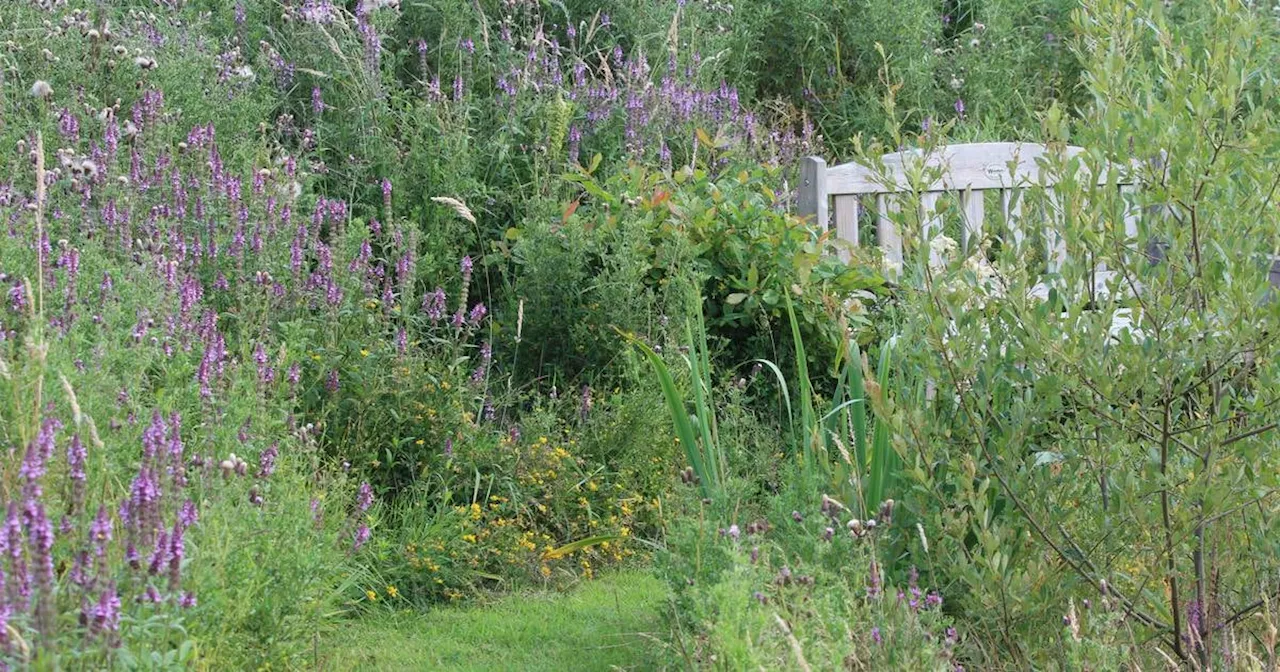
<box><xmin>30</xmin><ymin>80</ymin><xmax>54</xmax><ymax>99</ymax></box>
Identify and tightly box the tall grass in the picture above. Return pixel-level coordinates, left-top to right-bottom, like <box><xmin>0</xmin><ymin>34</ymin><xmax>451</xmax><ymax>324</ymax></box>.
<box><xmin>626</xmin><ymin>298</ymin><xmax>725</xmax><ymax>501</ymax></box>
<box><xmin>632</xmin><ymin>289</ymin><xmax>898</xmax><ymax>514</ymax></box>
<box><xmin>757</xmin><ymin>295</ymin><xmax>897</xmax><ymax>517</ymax></box>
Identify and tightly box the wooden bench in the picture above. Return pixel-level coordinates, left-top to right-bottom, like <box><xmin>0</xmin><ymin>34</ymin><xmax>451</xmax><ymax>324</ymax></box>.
<box><xmin>795</xmin><ymin>142</ymin><xmax>1280</xmax><ymax>346</ymax></box>
<box><xmin>796</xmin><ymin>142</ymin><xmax>1139</xmax><ymax>284</ymax></box>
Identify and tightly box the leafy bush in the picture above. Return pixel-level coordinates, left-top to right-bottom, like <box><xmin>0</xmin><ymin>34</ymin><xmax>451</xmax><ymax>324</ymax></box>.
<box><xmin>870</xmin><ymin>0</ymin><xmax>1280</xmax><ymax>666</ymax></box>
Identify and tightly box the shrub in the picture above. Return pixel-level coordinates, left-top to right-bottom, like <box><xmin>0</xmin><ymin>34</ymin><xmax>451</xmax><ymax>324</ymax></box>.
<box><xmin>873</xmin><ymin>0</ymin><xmax>1280</xmax><ymax>666</ymax></box>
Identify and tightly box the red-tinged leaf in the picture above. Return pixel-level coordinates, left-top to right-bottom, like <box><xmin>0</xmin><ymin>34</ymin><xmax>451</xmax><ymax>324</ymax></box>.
<box><xmin>562</xmin><ymin>200</ymin><xmax>580</xmax><ymax>223</ymax></box>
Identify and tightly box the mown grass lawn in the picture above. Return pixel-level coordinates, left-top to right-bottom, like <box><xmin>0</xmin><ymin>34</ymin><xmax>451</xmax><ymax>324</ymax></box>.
<box><xmin>322</xmin><ymin>570</ymin><xmax>669</xmax><ymax>671</ymax></box>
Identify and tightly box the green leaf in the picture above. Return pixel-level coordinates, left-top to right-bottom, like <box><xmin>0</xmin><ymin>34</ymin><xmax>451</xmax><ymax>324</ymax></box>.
<box><xmin>543</xmin><ymin>534</ymin><xmax>620</xmax><ymax>560</ymax></box>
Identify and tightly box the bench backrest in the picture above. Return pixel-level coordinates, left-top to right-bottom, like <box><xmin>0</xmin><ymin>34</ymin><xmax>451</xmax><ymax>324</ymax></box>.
<box><xmin>797</xmin><ymin>142</ymin><xmax>1138</xmax><ymax>272</ymax></box>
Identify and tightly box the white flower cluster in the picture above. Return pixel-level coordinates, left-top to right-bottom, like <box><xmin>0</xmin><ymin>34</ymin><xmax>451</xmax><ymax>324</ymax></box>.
<box><xmin>928</xmin><ymin>234</ymin><xmax>1010</xmax><ymax>311</ymax></box>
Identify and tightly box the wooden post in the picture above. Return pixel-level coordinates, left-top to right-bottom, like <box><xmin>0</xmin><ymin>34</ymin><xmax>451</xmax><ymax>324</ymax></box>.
<box><xmin>798</xmin><ymin>156</ymin><xmax>828</xmax><ymax>230</ymax></box>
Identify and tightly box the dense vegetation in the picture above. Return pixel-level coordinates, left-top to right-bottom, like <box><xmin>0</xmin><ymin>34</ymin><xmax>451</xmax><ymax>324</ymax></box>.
<box><xmin>0</xmin><ymin>0</ymin><xmax>1278</xmax><ymax>668</ymax></box>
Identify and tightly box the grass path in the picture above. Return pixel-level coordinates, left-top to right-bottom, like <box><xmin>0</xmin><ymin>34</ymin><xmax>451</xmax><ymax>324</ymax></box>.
<box><xmin>322</xmin><ymin>570</ymin><xmax>669</xmax><ymax>671</ymax></box>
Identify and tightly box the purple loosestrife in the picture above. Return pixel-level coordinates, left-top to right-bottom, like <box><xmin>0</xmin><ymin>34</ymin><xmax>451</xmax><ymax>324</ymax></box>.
<box><xmin>423</xmin><ymin>287</ymin><xmax>446</xmax><ymax>322</ymax></box>
<box><xmin>68</xmin><ymin>434</ymin><xmax>87</xmax><ymax>512</ymax></box>
<box><xmin>89</xmin><ymin>583</ymin><xmax>121</xmax><ymax>637</ymax></box>
<box><xmin>26</xmin><ymin>500</ymin><xmax>55</xmax><ymax>593</ymax></box>
<box><xmin>90</xmin><ymin>505</ymin><xmax>113</xmax><ymax>557</ymax></box>
<box><xmin>353</xmin><ymin>525</ymin><xmax>371</xmax><ymax>552</ymax></box>
<box><xmin>356</xmin><ymin>482</ymin><xmax>374</xmax><ymax>512</ymax></box>
<box><xmin>7</xmin><ymin>505</ymin><xmax>28</xmax><ymax>609</ymax></box>
<box><xmin>20</xmin><ymin>417</ymin><xmax>62</xmax><ymax>496</ymax></box>
<box><xmin>467</xmin><ymin>303</ymin><xmax>487</xmax><ymax>328</ymax></box>
<box><xmin>254</xmin><ymin>343</ymin><xmax>275</xmax><ymax>385</ymax></box>
<box><xmin>178</xmin><ymin>500</ymin><xmax>198</xmax><ymax>530</ymax></box>
<box><xmin>147</xmin><ymin>530</ymin><xmax>170</xmax><ymax>577</ymax></box>
<box><xmin>168</xmin><ymin>521</ymin><xmax>185</xmax><ymax>589</ymax></box>
<box><xmin>257</xmin><ymin>444</ymin><xmax>279</xmax><ymax>479</ymax></box>
<box><xmin>471</xmin><ymin>342</ymin><xmax>491</xmax><ymax>383</ymax></box>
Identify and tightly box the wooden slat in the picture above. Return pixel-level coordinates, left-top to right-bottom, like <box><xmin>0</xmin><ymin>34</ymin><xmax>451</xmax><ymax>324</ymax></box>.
<box><xmin>797</xmin><ymin>156</ymin><xmax>828</xmax><ymax>229</ymax></box>
<box><xmin>961</xmin><ymin>188</ymin><xmax>984</xmax><ymax>252</ymax></box>
<box><xmin>1002</xmin><ymin>188</ymin><xmax>1025</xmax><ymax>250</ymax></box>
<box><xmin>877</xmin><ymin>193</ymin><xmax>903</xmax><ymax>277</ymax></box>
<box><xmin>1045</xmin><ymin>190</ymin><xmax>1067</xmax><ymax>274</ymax></box>
<box><xmin>921</xmin><ymin>192</ymin><xmax>944</xmax><ymax>267</ymax></box>
<box><xmin>823</xmin><ymin>142</ymin><xmax>1131</xmax><ymax>196</ymax></box>
<box><xmin>1120</xmin><ymin>184</ymin><xmax>1139</xmax><ymax>239</ymax></box>
<box><xmin>832</xmin><ymin>195</ymin><xmax>859</xmax><ymax>262</ymax></box>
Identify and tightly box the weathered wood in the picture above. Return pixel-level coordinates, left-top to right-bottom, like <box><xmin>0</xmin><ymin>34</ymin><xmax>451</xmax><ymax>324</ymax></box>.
<box><xmin>921</xmin><ymin>192</ymin><xmax>944</xmax><ymax>267</ymax></box>
<box><xmin>833</xmin><ymin>195</ymin><xmax>859</xmax><ymax>258</ymax></box>
<box><xmin>960</xmin><ymin>188</ymin><xmax>984</xmax><ymax>252</ymax></box>
<box><xmin>797</xmin><ymin>156</ymin><xmax>828</xmax><ymax>229</ymax></box>
<box><xmin>823</xmin><ymin>143</ymin><xmax>1124</xmax><ymax>196</ymax></box>
<box><xmin>1120</xmin><ymin>184</ymin><xmax>1140</xmax><ymax>239</ymax></box>
<box><xmin>802</xmin><ymin>142</ymin><xmax>1141</xmax><ymax>289</ymax></box>
<box><xmin>876</xmin><ymin>194</ymin><xmax>903</xmax><ymax>275</ymax></box>
<box><xmin>1046</xmin><ymin>191</ymin><xmax>1067</xmax><ymax>274</ymax></box>
<box><xmin>1002</xmin><ymin>188</ymin><xmax>1025</xmax><ymax>250</ymax></box>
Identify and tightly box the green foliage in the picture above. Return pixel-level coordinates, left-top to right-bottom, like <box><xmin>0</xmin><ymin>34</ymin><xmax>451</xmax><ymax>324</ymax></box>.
<box><xmin>655</xmin><ymin>487</ymin><xmax>958</xmax><ymax>671</ymax></box>
<box><xmin>869</xmin><ymin>0</ymin><xmax>1280</xmax><ymax>666</ymax></box>
<box><xmin>324</xmin><ymin>569</ymin><xmax>666</xmax><ymax>671</ymax></box>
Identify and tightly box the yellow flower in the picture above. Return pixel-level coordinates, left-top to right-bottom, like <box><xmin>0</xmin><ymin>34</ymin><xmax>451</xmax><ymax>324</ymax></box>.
<box><xmin>365</xmin><ymin>590</ymin><xmax>377</xmax><ymax>601</ymax></box>
<box><xmin>387</xmin><ymin>585</ymin><xmax>399</xmax><ymax>598</ymax></box>
<box><xmin>540</xmin><ymin>565</ymin><xmax>552</xmax><ymax>578</ymax></box>
<box><xmin>415</xmin><ymin>439</ymin><xmax>425</xmax><ymax>446</ymax></box>
<box><xmin>360</xmin><ymin>349</ymin><xmax>370</xmax><ymax>357</ymax></box>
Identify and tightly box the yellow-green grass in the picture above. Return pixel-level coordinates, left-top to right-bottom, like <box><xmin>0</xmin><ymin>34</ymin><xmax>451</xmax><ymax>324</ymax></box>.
<box><xmin>322</xmin><ymin>570</ymin><xmax>668</xmax><ymax>671</ymax></box>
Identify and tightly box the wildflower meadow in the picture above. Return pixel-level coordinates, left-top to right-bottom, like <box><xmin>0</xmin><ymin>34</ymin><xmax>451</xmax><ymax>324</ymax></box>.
<box><xmin>1</xmin><ymin>0</ymin><xmax>1279</xmax><ymax>669</ymax></box>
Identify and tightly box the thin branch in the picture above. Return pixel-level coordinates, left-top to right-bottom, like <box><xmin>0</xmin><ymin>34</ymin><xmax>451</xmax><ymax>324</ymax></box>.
<box><xmin>1220</xmin><ymin>422</ymin><xmax>1278</xmax><ymax>448</ymax></box>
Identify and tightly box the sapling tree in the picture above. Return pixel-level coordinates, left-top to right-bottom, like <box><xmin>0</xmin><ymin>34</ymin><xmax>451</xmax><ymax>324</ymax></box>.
<box><xmin>867</xmin><ymin>0</ymin><xmax>1280</xmax><ymax>666</ymax></box>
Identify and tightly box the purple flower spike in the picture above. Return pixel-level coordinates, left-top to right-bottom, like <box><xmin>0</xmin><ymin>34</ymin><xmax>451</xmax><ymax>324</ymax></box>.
<box><xmin>356</xmin><ymin>482</ymin><xmax>374</xmax><ymax>512</ymax></box>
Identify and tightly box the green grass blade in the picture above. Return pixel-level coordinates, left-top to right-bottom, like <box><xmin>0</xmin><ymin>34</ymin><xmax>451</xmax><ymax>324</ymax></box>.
<box><xmin>847</xmin><ymin>341</ymin><xmax>868</xmax><ymax>478</ymax></box>
<box><xmin>623</xmin><ymin>332</ymin><xmax>710</xmax><ymax>498</ymax></box>
<box><xmin>866</xmin><ymin>341</ymin><xmax>896</xmax><ymax>512</ymax></box>
<box><xmin>752</xmin><ymin>358</ymin><xmax>794</xmax><ymax>437</ymax></box>
<box><xmin>542</xmin><ymin>534</ymin><xmax>621</xmax><ymax>560</ymax></box>
<box><xmin>783</xmin><ymin>295</ymin><xmax>817</xmax><ymax>481</ymax></box>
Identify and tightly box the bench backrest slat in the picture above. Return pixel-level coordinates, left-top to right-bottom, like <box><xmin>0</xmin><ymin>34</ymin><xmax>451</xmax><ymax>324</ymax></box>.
<box><xmin>798</xmin><ymin>142</ymin><xmax>1134</xmax><ymax>272</ymax></box>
